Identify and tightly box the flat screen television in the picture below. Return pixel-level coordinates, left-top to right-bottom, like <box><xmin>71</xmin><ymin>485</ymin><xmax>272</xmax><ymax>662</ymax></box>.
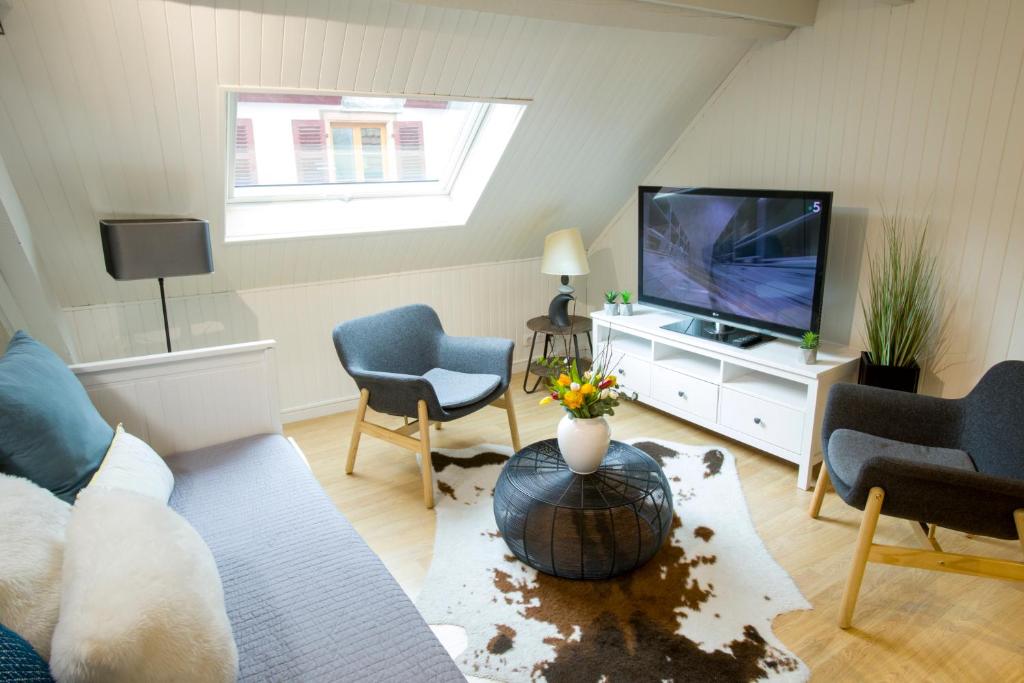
<box><xmin>638</xmin><ymin>186</ymin><xmax>832</xmax><ymax>340</ymax></box>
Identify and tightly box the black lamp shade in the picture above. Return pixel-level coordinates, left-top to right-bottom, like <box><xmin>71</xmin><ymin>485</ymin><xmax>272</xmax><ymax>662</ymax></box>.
<box><xmin>100</xmin><ymin>218</ymin><xmax>213</xmax><ymax>281</ymax></box>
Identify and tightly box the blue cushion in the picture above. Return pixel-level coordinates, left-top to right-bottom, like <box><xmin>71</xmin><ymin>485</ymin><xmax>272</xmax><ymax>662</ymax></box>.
<box><xmin>0</xmin><ymin>624</ymin><xmax>54</xmax><ymax>682</ymax></box>
<box><xmin>422</xmin><ymin>367</ymin><xmax>500</xmax><ymax>409</ymax></box>
<box><xmin>0</xmin><ymin>331</ymin><xmax>113</xmax><ymax>503</ymax></box>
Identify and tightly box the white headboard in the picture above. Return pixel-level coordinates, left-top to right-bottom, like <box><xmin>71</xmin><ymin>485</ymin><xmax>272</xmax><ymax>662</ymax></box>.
<box><xmin>71</xmin><ymin>341</ymin><xmax>281</xmax><ymax>456</ymax></box>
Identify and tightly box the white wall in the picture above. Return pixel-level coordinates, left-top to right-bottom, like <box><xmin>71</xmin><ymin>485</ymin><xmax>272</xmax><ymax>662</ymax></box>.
<box><xmin>589</xmin><ymin>0</ymin><xmax>1024</xmax><ymax>398</ymax></box>
<box><xmin>0</xmin><ymin>0</ymin><xmax>752</xmax><ymax>309</ymax></box>
<box><xmin>66</xmin><ymin>258</ymin><xmax>573</xmax><ymax>419</ymax></box>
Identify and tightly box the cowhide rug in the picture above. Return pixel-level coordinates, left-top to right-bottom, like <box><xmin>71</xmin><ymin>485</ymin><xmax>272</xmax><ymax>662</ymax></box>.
<box><xmin>415</xmin><ymin>438</ymin><xmax>810</xmax><ymax>683</ymax></box>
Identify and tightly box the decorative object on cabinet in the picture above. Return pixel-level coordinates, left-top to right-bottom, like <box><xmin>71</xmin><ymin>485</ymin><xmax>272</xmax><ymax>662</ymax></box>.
<box><xmin>800</xmin><ymin>331</ymin><xmax>820</xmax><ymax>365</ymax></box>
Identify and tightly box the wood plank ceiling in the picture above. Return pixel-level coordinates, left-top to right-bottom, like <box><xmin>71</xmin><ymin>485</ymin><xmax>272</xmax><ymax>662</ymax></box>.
<box><xmin>0</xmin><ymin>0</ymin><xmax>754</xmax><ymax>308</ymax></box>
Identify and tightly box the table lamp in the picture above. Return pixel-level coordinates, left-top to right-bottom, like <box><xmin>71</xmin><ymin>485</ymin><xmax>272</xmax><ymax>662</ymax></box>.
<box><xmin>100</xmin><ymin>218</ymin><xmax>214</xmax><ymax>353</ymax></box>
<box><xmin>540</xmin><ymin>227</ymin><xmax>589</xmax><ymax>328</ymax></box>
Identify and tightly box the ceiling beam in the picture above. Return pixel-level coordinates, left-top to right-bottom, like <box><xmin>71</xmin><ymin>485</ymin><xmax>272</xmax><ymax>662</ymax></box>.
<box><xmin>397</xmin><ymin>0</ymin><xmax>796</xmax><ymax>40</ymax></box>
<box><xmin>637</xmin><ymin>1</ymin><xmax>817</xmax><ymax>27</ymax></box>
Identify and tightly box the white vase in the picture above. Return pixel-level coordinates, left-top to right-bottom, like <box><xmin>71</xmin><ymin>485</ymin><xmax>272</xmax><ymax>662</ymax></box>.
<box><xmin>557</xmin><ymin>414</ymin><xmax>611</xmax><ymax>474</ymax></box>
<box><xmin>801</xmin><ymin>347</ymin><xmax>817</xmax><ymax>364</ymax></box>
<box><xmin>620</xmin><ymin>303</ymin><xmax>633</xmax><ymax>316</ymax></box>
<box><xmin>603</xmin><ymin>302</ymin><xmax>619</xmax><ymax>316</ymax></box>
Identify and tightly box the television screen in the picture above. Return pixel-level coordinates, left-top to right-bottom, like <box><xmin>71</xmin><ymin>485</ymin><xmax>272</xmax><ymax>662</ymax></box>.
<box><xmin>638</xmin><ymin>187</ymin><xmax>832</xmax><ymax>338</ymax></box>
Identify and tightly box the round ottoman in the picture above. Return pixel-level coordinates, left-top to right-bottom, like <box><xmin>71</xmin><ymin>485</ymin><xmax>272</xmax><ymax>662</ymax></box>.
<box><xmin>493</xmin><ymin>439</ymin><xmax>674</xmax><ymax>580</ymax></box>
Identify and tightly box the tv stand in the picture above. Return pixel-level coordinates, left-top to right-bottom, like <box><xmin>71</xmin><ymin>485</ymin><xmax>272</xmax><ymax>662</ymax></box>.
<box><xmin>660</xmin><ymin>317</ymin><xmax>774</xmax><ymax>349</ymax></box>
<box><xmin>592</xmin><ymin>306</ymin><xmax>860</xmax><ymax>489</ymax></box>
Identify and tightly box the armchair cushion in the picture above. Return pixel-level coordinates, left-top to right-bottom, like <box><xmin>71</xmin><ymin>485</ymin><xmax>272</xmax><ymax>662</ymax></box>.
<box><xmin>423</xmin><ymin>368</ymin><xmax>501</xmax><ymax>409</ymax></box>
<box><xmin>828</xmin><ymin>429</ymin><xmax>976</xmax><ymax>489</ymax></box>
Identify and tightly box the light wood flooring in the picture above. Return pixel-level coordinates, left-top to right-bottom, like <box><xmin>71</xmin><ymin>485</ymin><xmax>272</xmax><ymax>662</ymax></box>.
<box><xmin>285</xmin><ymin>374</ymin><xmax>1024</xmax><ymax>682</ymax></box>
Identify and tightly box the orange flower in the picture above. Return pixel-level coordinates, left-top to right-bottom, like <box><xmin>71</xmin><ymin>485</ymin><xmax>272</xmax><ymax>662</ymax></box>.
<box><xmin>579</xmin><ymin>383</ymin><xmax>596</xmax><ymax>396</ymax></box>
<box><xmin>563</xmin><ymin>390</ymin><xmax>584</xmax><ymax>409</ymax></box>
<box><xmin>556</xmin><ymin>374</ymin><xmax>572</xmax><ymax>387</ymax></box>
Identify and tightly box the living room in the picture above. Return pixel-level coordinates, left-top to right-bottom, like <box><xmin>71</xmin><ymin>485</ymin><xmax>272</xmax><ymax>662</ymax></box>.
<box><xmin>0</xmin><ymin>0</ymin><xmax>1022</xmax><ymax>681</ymax></box>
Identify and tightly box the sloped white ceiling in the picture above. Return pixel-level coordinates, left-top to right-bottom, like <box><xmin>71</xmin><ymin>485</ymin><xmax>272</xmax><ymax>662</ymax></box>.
<box><xmin>0</xmin><ymin>0</ymin><xmax>753</xmax><ymax>308</ymax></box>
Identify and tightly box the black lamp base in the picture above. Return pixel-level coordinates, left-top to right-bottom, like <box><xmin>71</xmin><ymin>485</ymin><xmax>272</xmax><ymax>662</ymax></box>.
<box><xmin>548</xmin><ymin>292</ymin><xmax>574</xmax><ymax>328</ymax></box>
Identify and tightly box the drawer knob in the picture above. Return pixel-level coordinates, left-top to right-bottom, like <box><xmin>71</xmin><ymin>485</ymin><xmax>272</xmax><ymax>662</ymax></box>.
<box><xmin>753</xmin><ymin>417</ymin><xmax>763</xmax><ymax>425</ymax></box>
<box><xmin>618</xmin><ymin>368</ymin><xmax>626</xmax><ymax>375</ymax></box>
<box><xmin>677</xmin><ymin>390</ymin><xmax>687</xmax><ymax>399</ymax></box>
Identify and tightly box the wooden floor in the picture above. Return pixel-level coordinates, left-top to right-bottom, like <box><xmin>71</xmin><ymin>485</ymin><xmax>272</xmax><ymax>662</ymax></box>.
<box><xmin>285</xmin><ymin>374</ymin><xmax>1024</xmax><ymax>682</ymax></box>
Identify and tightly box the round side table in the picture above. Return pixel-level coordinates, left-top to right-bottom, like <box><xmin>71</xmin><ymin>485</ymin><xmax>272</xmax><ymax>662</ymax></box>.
<box><xmin>522</xmin><ymin>315</ymin><xmax>593</xmax><ymax>394</ymax></box>
<box><xmin>493</xmin><ymin>439</ymin><xmax>673</xmax><ymax>580</ymax></box>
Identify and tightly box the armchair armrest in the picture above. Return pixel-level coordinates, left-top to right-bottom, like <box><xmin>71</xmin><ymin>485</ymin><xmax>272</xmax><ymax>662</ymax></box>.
<box><xmin>349</xmin><ymin>369</ymin><xmax>443</xmax><ymax>419</ymax></box>
<box><xmin>822</xmin><ymin>382</ymin><xmax>963</xmax><ymax>454</ymax></box>
<box><xmin>850</xmin><ymin>457</ymin><xmax>1024</xmax><ymax>539</ymax></box>
<box><xmin>437</xmin><ymin>335</ymin><xmax>514</xmax><ymax>385</ymax></box>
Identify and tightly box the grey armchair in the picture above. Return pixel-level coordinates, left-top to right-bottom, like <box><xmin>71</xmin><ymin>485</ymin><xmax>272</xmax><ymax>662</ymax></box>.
<box><xmin>809</xmin><ymin>361</ymin><xmax>1024</xmax><ymax>628</ymax></box>
<box><xmin>333</xmin><ymin>305</ymin><xmax>521</xmax><ymax>508</ymax></box>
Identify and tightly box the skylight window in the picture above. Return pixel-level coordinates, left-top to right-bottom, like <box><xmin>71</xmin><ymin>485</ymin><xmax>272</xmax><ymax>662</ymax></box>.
<box><xmin>224</xmin><ymin>91</ymin><xmax>525</xmax><ymax>241</ymax></box>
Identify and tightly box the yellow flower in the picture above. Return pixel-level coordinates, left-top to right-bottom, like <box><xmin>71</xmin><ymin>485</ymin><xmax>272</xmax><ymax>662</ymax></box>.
<box><xmin>563</xmin><ymin>390</ymin><xmax>584</xmax><ymax>409</ymax></box>
<box><xmin>556</xmin><ymin>374</ymin><xmax>572</xmax><ymax>387</ymax></box>
<box><xmin>539</xmin><ymin>396</ymin><xmax>553</xmax><ymax>405</ymax></box>
<box><xmin>579</xmin><ymin>383</ymin><xmax>596</xmax><ymax>396</ymax></box>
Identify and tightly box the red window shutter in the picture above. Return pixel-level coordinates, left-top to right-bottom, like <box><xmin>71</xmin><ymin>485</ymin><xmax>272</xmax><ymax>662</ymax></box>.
<box><xmin>292</xmin><ymin>120</ymin><xmax>328</xmax><ymax>184</ymax></box>
<box><xmin>234</xmin><ymin>118</ymin><xmax>257</xmax><ymax>186</ymax></box>
<box><xmin>394</xmin><ymin>121</ymin><xmax>426</xmax><ymax>181</ymax></box>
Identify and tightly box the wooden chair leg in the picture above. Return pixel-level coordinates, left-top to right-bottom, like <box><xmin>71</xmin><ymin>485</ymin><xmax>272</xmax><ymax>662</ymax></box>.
<box><xmin>503</xmin><ymin>388</ymin><xmax>521</xmax><ymax>452</ymax></box>
<box><xmin>418</xmin><ymin>400</ymin><xmax>434</xmax><ymax>509</ymax></box>
<box><xmin>808</xmin><ymin>461</ymin><xmax>830</xmax><ymax>518</ymax></box>
<box><xmin>1015</xmin><ymin>509</ymin><xmax>1024</xmax><ymax>559</ymax></box>
<box><xmin>839</xmin><ymin>486</ymin><xmax>885</xmax><ymax>629</ymax></box>
<box><xmin>346</xmin><ymin>389</ymin><xmax>369</xmax><ymax>475</ymax></box>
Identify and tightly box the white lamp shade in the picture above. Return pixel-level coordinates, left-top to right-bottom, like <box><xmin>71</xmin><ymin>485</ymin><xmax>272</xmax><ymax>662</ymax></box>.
<box><xmin>540</xmin><ymin>228</ymin><xmax>590</xmax><ymax>276</ymax></box>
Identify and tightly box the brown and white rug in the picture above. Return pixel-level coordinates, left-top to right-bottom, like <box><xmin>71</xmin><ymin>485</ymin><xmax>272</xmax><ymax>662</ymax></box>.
<box><xmin>416</xmin><ymin>438</ymin><xmax>810</xmax><ymax>682</ymax></box>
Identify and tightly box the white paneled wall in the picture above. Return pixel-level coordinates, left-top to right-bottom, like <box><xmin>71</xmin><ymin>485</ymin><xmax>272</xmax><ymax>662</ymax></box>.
<box><xmin>589</xmin><ymin>0</ymin><xmax>1024</xmax><ymax>398</ymax></box>
<box><xmin>0</xmin><ymin>0</ymin><xmax>751</xmax><ymax>309</ymax></box>
<box><xmin>67</xmin><ymin>258</ymin><xmax>571</xmax><ymax>418</ymax></box>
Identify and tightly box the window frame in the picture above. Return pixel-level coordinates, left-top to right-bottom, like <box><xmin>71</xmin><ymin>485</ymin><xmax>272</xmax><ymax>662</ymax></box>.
<box><xmin>221</xmin><ymin>87</ymin><xmax>528</xmax><ymax>242</ymax></box>
<box><xmin>225</xmin><ymin>89</ymin><xmax>488</xmax><ymax>204</ymax></box>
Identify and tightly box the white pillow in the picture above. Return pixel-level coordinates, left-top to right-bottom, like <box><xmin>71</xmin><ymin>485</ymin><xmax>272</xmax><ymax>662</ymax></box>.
<box><xmin>0</xmin><ymin>473</ymin><xmax>71</xmax><ymax>660</ymax></box>
<box><xmin>86</xmin><ymin>424</ymin><xmax>174</xmax><ymax>502</ymax></box>
<box><xmin>50</xmin><ymin>487</ymin><xmax>238</xmax><ymax>683</ymax></box>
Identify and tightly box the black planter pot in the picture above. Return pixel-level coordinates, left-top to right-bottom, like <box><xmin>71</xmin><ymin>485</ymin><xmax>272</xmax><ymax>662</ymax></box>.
<box><xmin>857</xmin><ymin>352</ymin><xmax>920</xmax><ymax>393</ymax></box>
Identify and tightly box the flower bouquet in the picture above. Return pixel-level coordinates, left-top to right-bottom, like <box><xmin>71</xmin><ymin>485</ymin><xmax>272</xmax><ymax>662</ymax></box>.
<box><xmin>536</xmin><ymin>342</ymin><xmax>630</xmax><ymax>474</ymax></box>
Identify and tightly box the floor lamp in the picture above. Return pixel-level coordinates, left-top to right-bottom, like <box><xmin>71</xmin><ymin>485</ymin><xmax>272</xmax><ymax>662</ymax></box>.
<box><xmin>100</xmin><ymin>219</ymin><xmax>214</xmax><ymax>353</ymax></box>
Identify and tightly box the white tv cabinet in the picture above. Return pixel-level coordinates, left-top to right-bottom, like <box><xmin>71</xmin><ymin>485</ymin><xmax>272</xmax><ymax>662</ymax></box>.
<box><xmin>591</xmin><ymin>307</ymin><xmax>860</xmax><ymax>489</ymax></box>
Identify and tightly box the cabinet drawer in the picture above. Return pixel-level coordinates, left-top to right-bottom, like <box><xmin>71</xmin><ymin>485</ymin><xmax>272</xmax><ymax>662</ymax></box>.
<box><xmin>719</xmin><ymin>389</ymin><xmax>803</xmax><ymax>453</ymax></box>
<box><xmin>652</xmin><ymin>370</ymin><xmax>718</xmax><ymax>422</ymax></box>
<box><xmin>609</xmin><ymin>354</ymin><xmax>651</xmax><ymax>398</ymax></box>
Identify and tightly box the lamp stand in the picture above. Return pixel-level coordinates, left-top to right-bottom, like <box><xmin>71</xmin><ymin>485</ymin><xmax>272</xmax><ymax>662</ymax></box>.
<box><xmin>158</xmin><ymin>277</ymin><xmax>172</xmax><ymax>353</ymax></box>
<box><xmin>548</xmin><ymin>275</ymin><xmax>575</xmax><ymax>328</ymax></box>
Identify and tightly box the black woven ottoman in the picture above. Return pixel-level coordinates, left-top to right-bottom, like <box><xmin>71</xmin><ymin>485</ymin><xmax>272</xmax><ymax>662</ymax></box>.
<box><xmin>492</xmin><ymin>439</ymin><xmax>674</xmax><ymax>580</ymax></box>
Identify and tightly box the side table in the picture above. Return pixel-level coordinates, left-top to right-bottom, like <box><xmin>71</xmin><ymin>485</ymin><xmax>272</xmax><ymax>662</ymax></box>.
<box><xmin>522</xmin><ymin>315</ymin><xmax>593</xmax><ymax>394</ymax></box>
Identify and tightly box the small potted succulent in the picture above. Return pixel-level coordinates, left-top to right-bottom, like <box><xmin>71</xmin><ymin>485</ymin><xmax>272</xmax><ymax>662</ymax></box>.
<box><xmin>800</xmin><ymin>331</ymin><xmax>819</xmax><ymax>364</ymax></box>
<box><xmin>619</xmin><ymin>290</ymin><xmax>634</xmax><ymax>316</ymax></box>
<box><xmin>603</xmin><ymin>290</ymin><xmax>619</xmax><ymax>316</ymax></box>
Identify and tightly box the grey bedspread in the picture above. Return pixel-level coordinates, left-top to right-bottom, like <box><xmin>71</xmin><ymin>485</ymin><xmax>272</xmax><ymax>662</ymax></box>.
<box><xmin>167</xmin><ymin>434</ymin><xmax>463</xmax><ymax>682</ymax></box>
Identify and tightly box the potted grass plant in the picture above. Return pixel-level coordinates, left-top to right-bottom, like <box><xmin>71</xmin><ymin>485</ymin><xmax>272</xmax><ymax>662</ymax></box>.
<box><xmin>603</xmin><ymin>290</ymin><xmax>619</xmax><ymax>315</ymax></box>
<box><xmin>858</xmin><ymin>209</ymin><xmax>940</xmax><ymax>393</ymax></box>
<box><xmin>799</xmin><ymin>331</ymin><xmax>819</xmax><ymax>364</ymax></box>
<box><xmin>619</xmin><ymin>290</ymin><xmax>634</xmax><ymax>316</ymax></box>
